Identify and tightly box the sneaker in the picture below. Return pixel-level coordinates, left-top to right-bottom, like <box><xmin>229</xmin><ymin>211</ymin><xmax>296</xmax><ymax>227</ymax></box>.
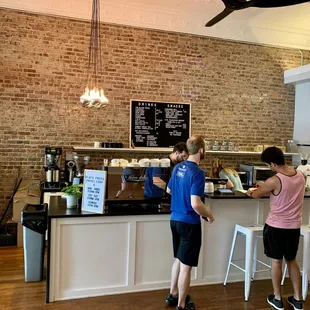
<box><xmin>287</xmin><ymin>296</ymin><xmax>303</xmax><ymax>310</ymax></box>
<box><xmin>166</xmin><ymin>294</ymin><xmax>178</xmax><ymax>307</ymax></box>
<box><xmin>165</xmin><ymin>294</ymin><xmax>190</xmax><ymax>307</ymax></box>
<box><xmin>267</xmin><ymin>295</ymin><xmax>284</xmax><ymax>310</ymax></box>
<box><xmin>176</xmin><ymin>301</ymin><xmax>195</xmax><ymax>310</ymax></box>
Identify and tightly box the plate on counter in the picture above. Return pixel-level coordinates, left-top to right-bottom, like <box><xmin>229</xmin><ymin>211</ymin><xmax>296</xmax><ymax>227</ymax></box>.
<box><xmin>127</xmin><ymin>163</ymin><xmax>140</xmax><ymax>167</ymax></box>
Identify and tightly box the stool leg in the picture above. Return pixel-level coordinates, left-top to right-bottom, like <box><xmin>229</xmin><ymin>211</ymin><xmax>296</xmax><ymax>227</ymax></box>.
<box><xmin>245</xmin><ymin>231</ymin><xmax>255</xmax><ymax>301</ymax></box>
<box><xmin>224</xmin><ymin>227</ymin><xmax>238</xmax><ymax>286</ymax></box>
<box><xmin>281</xmin><ymin>263</ymin><xmax>287</xmax><ymax>285</ymax></box>
<box><xmin>252</xmin><ymin>237</ymin><xmax>258</xmax><ymax>280</ymax></box>
<box><xmin>302</xmin><ymin>233</ymin><xmax>309</xmax><ymax>301</ymax></box>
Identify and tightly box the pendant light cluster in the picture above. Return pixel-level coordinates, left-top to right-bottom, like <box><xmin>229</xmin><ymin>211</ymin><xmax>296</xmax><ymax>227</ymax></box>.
<box><xmin>80</xmin><ymin>0</ymin><xmax>109</xmax><ymax>108</ymax></box>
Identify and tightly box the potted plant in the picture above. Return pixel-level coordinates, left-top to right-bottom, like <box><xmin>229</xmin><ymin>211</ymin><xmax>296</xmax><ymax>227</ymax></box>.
<box><xmin>61</xmin><ymin>183</ymin><xmax>83</xmax><ymax>208</ymax></box>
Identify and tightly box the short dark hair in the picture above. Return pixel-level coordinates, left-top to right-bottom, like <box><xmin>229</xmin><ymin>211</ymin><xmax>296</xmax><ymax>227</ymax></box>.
<box><xmin>261</xmin><ymin>146</ymin><xmax>285</xmax><ymax>166</ymax></box>
<box><xmin>173</xmin><ymin>142</ymin><xmax>188</xmax><ymax>154</ymax></box>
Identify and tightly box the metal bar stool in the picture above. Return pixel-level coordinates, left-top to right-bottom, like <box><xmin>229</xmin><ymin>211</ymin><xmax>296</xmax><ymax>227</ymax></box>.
<box><xmin>281</xmin><ymin>225</ymin><xmax>310</xmax><ymax>301</ymax></box>
<box><xmin>224</xmin><ymin>224</ymin><xmax>271</xmax><ymax>301</ymax></box>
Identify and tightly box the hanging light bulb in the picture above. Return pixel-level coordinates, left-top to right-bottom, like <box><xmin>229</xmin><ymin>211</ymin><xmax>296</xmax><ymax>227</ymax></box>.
<box><xmin>80</xmin><ymin>0</ymin><xmax>109</xmax><ymax>108</ymax></box>
<box><xmin>80</xmin><ymin>87</ymin><xmax>90</xmax><ymax>106</ymax></box>
<box><xmin>100</xmin><ymin>89</ymin><xmax>109</xmax><ymax>106</ymax></box>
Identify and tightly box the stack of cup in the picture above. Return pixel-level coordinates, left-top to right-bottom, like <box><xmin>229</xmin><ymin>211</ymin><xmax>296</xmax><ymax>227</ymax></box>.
<box><xmin>204</xmin><ymin>182</ymin><xmax>214</xmax><ymax>193</ymax></box>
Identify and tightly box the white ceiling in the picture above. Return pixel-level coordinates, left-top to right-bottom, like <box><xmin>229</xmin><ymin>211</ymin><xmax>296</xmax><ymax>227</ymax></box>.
<box><xmin>1</xmin><ymin>0</ymin><xmax>310</xmax><ymax>50</ymax></box>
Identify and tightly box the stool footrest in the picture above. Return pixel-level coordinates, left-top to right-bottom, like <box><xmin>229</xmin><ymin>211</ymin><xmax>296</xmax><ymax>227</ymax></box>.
<box><xmin>230</xmin><ymin>262</ymin><xmax>245</xmax><ymax>272</ymax></box>
<box><xmin>256</xmin><ymin>259</ymin><xmax>271</xmax><ymax>269</ymax></box>
<box><xmin>253</xmin><ymin>268</ymin><xmax>270</xmax><ymax>273</ymax></box>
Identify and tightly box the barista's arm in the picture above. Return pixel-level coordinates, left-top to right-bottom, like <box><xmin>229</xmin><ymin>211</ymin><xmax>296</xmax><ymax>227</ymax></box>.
<box><xmin>226</xmin><ymin>179</ymin><xmax>234</xmax><ymax>189</ymax></box>
<box><xmin>153</xmin><ymin>177</ymin><xmax>166</xmax><ymax>190</ymax></box>
<box><xmin>247</xmin><ymin>176</ymin><xmax>279</xmax><ymax>198</ymax></box>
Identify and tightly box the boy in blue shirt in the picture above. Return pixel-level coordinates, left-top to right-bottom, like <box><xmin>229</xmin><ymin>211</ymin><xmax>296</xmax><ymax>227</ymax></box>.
<box><xmin>165</xmin><ymin>136</ymin><xmax>215</xmax><ymax>310</ymax></box>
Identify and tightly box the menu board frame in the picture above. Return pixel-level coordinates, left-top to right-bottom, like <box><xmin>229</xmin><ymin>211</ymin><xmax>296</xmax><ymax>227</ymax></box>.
<box><xmin>129</xmin><ymin>99</ymin><xmax>191</xmax><ymax>148</ymax></box>
<box><xmin>81</xmin><ymin>169</ymin><xmax>107</xmax><ymax>214</ymax></box>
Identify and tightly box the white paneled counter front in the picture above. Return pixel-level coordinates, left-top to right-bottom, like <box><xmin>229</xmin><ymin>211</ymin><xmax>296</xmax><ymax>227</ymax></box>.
<box><xmin>47</xmin><ymin>195</ymin><xmax>310</xmax><ymax>303</ymax></box>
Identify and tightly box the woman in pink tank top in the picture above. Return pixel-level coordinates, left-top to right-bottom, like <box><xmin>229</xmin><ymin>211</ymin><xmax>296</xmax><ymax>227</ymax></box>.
<box><xmin>247</xmin><ymin>147</ymin><xmax>305</xmax><ymax>310</ymax></box>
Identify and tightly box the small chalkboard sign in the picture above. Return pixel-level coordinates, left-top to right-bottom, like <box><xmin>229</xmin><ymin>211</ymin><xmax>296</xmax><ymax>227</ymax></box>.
<box><xmin>82</xmin><ymin>169</ymin><xmax>107</xmax><ymax>214</ymax></box>
<box><xmin>130</xmin><ymin>99</ymin><xmax>191</xmax><ymax>148</ymax></box>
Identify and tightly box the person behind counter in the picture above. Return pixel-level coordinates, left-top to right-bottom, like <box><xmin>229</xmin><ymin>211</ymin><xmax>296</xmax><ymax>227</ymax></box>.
<box><xmin>212</xmin><ymin>159</ymin><xmax>243</xmax><ymax>191</ymax></box>
<box><xmin>165</xmin><ymin>136</ymin><xmax>214</xmax><ymax>310</ymax></box>
<box><xmin>144</xmin><ymin>142</ymin><xmax>188</xmax><ymax>199</ymax></box>
<box><xmin>247</xmin><ymin>146</ymin><xmax>305</xmax><ymax>310</ymax></box>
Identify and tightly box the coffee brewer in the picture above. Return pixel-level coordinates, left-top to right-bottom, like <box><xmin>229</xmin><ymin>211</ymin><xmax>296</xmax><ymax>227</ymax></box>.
<box><xmin>44</xmin><ymin>147</ymin><xmax>62</xmax><ymax>191</ymax></box>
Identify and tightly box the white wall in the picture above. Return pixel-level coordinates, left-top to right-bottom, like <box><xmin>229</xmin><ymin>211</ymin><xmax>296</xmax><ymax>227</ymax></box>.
<box><xmin>1</xmin><ymin>0</ymin><xmax>310</xmax><ymax>50</ymax></box>
<box><xmin>284</xmin><ymin>65</ymin><xmax>310</xmax><ymax>165</ymax></box>
<box><xmin>294</xmin><ymin>82</ymin><xmax>310</xmax><ymax>142</ymax></box>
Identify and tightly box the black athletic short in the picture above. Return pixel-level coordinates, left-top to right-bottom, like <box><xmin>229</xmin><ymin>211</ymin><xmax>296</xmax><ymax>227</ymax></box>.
<box><xmin>263</xmin><ymin>223</ymin><xmax>300</xmax><ymax>261</ymax></box>
<box><xmin>170</xmin><ymin>220</ymin><xmax>202</xmax><ymax>267</ymax></box>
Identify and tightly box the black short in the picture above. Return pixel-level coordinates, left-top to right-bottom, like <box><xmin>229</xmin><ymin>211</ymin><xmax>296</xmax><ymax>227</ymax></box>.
<box><xmin>263</xmin><ymin>223</ymin><xmax>300</xmax><ymax>261</ymax></box>
<box><xmin>170</xmin><ymin>220</ymin><xmax>201</xmax><ymax>267</ymax></box>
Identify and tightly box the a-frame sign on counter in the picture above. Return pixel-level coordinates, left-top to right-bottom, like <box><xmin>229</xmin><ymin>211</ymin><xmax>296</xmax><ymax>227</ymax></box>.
<box><xmin>82</xmin><ymin>169</ymin><xmax>107</xmax><ymax>214</ymax></box>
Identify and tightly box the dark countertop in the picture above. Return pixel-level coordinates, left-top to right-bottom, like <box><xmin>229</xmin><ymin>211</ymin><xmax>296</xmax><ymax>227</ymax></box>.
<box><xmin>48</xmin><ymin>191</ymin><xmax>310</xmax><ymax>217</ymax></box>
<box><xmin>205</xmin><ymin>190</ymin><xmax>310</xmax><ymax>199</ymax></box>
<box><xmin>48</xmin><ymin>196</ymin><xmax>171</xmax><ymax>218</ymax></box>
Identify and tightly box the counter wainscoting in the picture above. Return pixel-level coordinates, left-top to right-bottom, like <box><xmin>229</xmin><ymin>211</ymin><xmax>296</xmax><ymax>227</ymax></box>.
<box><xmin>46</xmin><ymin>194</ymin><xmax>310</xmax><ymax>303</ymax></box>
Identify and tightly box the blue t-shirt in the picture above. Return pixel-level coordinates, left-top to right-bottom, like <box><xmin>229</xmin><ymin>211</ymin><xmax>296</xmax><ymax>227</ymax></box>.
<box><xmin>144</xmin><ymin>167</ymin><xmax>170</xmax><ymax>198</ymax></box>
<box><xmin>168</xmin><ymin>161</ymin><xmax>205</xmax><ymax>224</ymax></box>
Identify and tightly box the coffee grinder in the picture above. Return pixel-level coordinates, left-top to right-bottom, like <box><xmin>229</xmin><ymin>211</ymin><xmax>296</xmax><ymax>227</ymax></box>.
<box><xmin>44</xmin><ymin>147</ymin><xmax>62</xmax><ymax>191</ymax></box>
<box><xmin>296</xmin><ymin>143</ymin><xmax>310</xmax><ymax>191</ymax></box>
<box><xmin>73</xmin><ymin>154</ymin><xmax>90</xmax><ymax>183</ymax></box>
<box><xmin>64</xmin><ymin>153</ymin><xmax>77</xmax><ymax>185</ymax></box>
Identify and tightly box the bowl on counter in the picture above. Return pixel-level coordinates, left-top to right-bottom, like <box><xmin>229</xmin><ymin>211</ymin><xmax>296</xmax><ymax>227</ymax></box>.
<box><xmin>139</xmin><ymin>158</ymin><xmax>150</xmax><ymax>167</ymax></box>
<box><xmin>119</xmin><ymin>159</ymin><xmax>129</xmax><ymax>167</ymax></box>
<box><xmin>149</xmin><ymin>159</ymin><xmax>160</xmax><ymax>167</ymax></box>
<box><xmin>128</xmin><ymin>163</ymin><xmax>140</xmax><ymax>167</ymax></box>
<box><xmin>110</xmin><ymin>158</ymin><xmax>120</xmax><ymax>167</ymax></box>
<box><xmin>160</xmin><ymin>158</ymin><xmax>170</xmax><ymax>167</ymax></box>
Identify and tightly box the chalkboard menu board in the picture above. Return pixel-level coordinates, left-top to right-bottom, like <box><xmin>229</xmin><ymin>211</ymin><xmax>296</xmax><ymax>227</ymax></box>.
<box><xmin>130</xmin><ymin>100</ymin><xmax>191</xmax><ymax>148</ymax></box>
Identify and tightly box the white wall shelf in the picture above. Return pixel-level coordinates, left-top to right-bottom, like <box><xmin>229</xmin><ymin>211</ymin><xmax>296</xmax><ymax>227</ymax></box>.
<box><xmin>72</xmin><ymin>146</ymin><xmax>298</xmax><ymax>157</ymax></box>
<box><xmin>73</xmin><ymin>147</ymin><xmax>173</xmax><ymax>153</ymax></box>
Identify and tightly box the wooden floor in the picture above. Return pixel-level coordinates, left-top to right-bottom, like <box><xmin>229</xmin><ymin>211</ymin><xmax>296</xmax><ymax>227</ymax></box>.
<box><xmin>0</xmin><ymin>247</ymin><xmax>308</xmax><ymax>310</ymax></box>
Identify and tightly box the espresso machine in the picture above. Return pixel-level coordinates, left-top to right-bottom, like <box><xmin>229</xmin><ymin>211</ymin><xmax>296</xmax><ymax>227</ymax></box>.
<box><xmin>296</xmin><ymin>143</ymin><xmax>310</xmax><ymax>191</ymax></box>
<box><xmin>44</xmin><ymin>147</ymin><xmax>62</xmax><ymax>191</ymax></box>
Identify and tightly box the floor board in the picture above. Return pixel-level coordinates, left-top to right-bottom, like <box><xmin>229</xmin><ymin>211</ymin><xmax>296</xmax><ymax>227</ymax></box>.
<box><xmin>0</xmin><ymin>247</ymin><xmax>308</xmax><ymax>309</ymax></box>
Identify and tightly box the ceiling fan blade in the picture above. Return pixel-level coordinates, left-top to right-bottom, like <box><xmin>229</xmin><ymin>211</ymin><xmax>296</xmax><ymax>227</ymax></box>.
<box><xmin>253</xmin><ymin>0</ymin><xmax>310</xmax><ymax>8</ymax></box>
<box><xmin>205</xmin><ymin>7</ymin><xmax>234</xmax><ymax>27</ymax></box>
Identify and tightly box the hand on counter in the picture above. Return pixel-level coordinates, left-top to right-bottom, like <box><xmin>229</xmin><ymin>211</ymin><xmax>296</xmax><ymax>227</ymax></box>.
<box><xmin>246</xmin><ymin>187</ymin><xmax>257</xmax><ymax>197</ymax></box>
<box><xmin>202</xmin><ymin>214</ymin><xmax>215</xmax><ymax>224</ymax></box>
<box><xmin>256</xmin><ymin>181</ymin><xmax>265</xmax><ymax>188</ymax></box>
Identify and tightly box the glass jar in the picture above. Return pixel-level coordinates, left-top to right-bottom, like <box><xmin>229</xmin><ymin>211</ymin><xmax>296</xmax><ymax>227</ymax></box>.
<box><xmin>228</xmin><ymin>141</ymin><xmax>234</xmax><ymax>151</ymax></box>
<box><xmin>287</xmin><ymin>140</ymin><xmax>297</xmax><ymax>153</ymax></box>
<box><xmin>212</xmin><ymin>140</ymin><xmax>219</xmax><ymax>151</ymax></box>
<box><xmin>220</xmin><ymin>141</ymin><xmax>227</xmax><ymax>151</ymax></box>
<box><xmin>204</xmin><ymin>140</ymin><xmax>211</xmax><ymax>151</ymax></box>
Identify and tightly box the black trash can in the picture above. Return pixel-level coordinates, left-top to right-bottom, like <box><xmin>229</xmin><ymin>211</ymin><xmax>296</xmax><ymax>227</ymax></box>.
<box><xmin>21</xmin><ymin>203</ymin><xmax>48</xmax><ymax>282</ymax></box>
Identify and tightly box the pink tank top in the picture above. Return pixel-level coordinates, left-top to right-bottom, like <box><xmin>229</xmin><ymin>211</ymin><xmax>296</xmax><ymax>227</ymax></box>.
<box><xmin>266</xmin><ymin>170</ymin><xmax>305</xmax><ymax>229</ymax></box>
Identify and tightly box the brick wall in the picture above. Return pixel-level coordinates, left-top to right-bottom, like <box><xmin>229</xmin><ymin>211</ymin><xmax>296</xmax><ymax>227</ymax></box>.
<box><xmin>0</xmin><ymin>8</ymin><xmax>310</xmax><ymax>219</ymax></box>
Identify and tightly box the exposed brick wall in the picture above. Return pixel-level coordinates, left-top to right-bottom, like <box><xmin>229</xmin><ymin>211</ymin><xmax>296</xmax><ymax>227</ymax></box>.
<box><xmin>0</xmin><ymin>8</ymin><xmax>309</xmax><ymax>218</ymax></box>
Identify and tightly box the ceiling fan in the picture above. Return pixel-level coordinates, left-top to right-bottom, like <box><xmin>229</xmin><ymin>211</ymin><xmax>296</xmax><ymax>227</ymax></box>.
<box><xmin>205</xmin><ymin>0</ymin><xmax>310</xmax><ymax>27</ymax></box>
